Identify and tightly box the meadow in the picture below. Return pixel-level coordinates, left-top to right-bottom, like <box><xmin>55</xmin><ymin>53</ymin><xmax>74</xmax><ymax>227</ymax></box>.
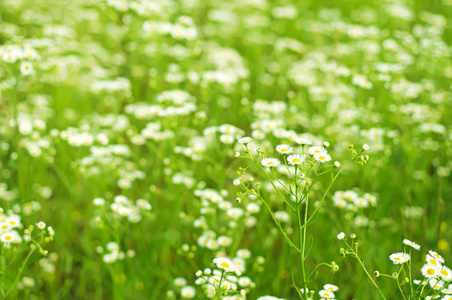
<box><xmin>0</xmin><ymin>0</ymin><xmax>452</xmax><ymax>299</ymax></box>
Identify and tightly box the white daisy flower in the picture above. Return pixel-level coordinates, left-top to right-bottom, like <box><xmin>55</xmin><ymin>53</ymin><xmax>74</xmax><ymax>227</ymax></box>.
<box><xmin>314</xmin><ymin>151</ymin><xmax>331</xmax><ymax>163</ymax></box>
<box><xmin>220</xmin><ymin>134</ymin><xmax>235</xmax><ymax>144</ymax></box>
<box><xmin>429</xmin><ymin>278</ymin><xmax>444</xmax><ymax>290</ymax></box>
<box><xmin>319</xmin><ymin>289</ymin><xmax>335</xmax><ymax>298</ymax></box>
<box><xmin>261</xmin><ymin>158</ymin><xmax>280</xmax><ymax>167</ymax></box>
<box><xmin>36</xmin><ymin>221</ymin><xmax>46</xmax><ymax>230</ymax></box>
<box><xmin>275</xmin><ymin>144</ymin><xmax>293</xmax><ymax>155</ymax></box>
<box><xmin>213</xmin><ymin>257</ymin><xmax>240</xmax><ymax>275</ymax></box>
<box><xmin>403</xmin><ymin>239</ymin><xmax>420</xmax><ymax>250</ymax></box>
<box><xmin>20</xmin><ymin>61</ymin><xmax>34</xmax><ymax>76</ymax></box>
<box><xmin>287</xmin><ymin>154</ymin><xmax>305</xmax><ymax>165</ymax></box>
<box><xmin>174</xmin><ymin>277</ymin><xmax>187</xmax><ymax>287</ymax></box>
<box><xmin>323</xmin><ymin>284</ymin><xmax>339</xmax><ymax>291</ymax></box>
<box><xmin>429</xmin><ymin>250</ymin><xmax>445</xmax><ymax>263</ymax></box>
<box><xmin>181</xmin><ymin>286</ymin><xmax>196</xmax><ymax>298</ymax></box>
<box><xmin>421</xmin><ymin>264</ymin><xmax>441</xmax><ymax>278</ymax></box>
<box><xmin>426</xmin><ymin>254</ymin><xmax>442</xmax><ymax>267</ymax></box>
<box><xmin>295</xmin><ymin>138</ymin><xmax>312</xmax><ymax>145</ymax></box>
<box><xmin>238</xmin><ymin>137</ymin><xmax>251</xmax><ymax>144</ymax></box>
<box><xmin>389</xmin><ymin>252</ymin><xmax>410</xmax><ymax>264</ymax></box>
<box><xmin>308</xmin><ymin>146</ymin><xmax>325</xmax><ymax>155</ymax></box>
<box><xmin>440</xmin><ymin>266</ymin><xmax>452</xmax><ymax>282</ymax></box>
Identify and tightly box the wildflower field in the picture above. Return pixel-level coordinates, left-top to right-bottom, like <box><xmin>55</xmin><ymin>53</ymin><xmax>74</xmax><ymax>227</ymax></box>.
<box><xmin>1</xmin><ymin>0</ymin><xmax>452</xmax><ymax>299</ymax></box>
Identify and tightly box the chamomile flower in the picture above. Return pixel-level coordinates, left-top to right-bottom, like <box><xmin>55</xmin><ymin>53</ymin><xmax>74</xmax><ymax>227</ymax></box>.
<box><xmin>181</xmin><ymin>285</ymin><xmax>196</xmax><ymax>298</ymax></box>
<box><xmin>429</xmin><ymin>278</ymin><xmax>444</xmax><ymax>290</ymax></box>
<box><xmin>275</xmin><ymin>144</ymin><xmax>293</xmax><ymax>155</ymax></box>
<box><xmin>323</xmin><ymin>284</ymin><xmax>339</xmax><ymax>291</ymax></box>
<box><xmin>261</xmin><ymin>158</ymin><xmax>280</xmax><ymax>167</ymax></box>
<box><xmin>0</xmin><ymin>230</ymin><xmax>22</xmax><ymax>243</ymax></box>
<box><xmin>238</xmin><ymin>276</ymin><xmax>252</xmax><ymax>287</ymax></box>
<box><xmin>314</xmin><ymin>151</ymin><xmax>331</xmax><ymax>163</ymax></box>
<box><xmin>287</xmin><ymin>154</ymin><xmax>305</xmax><ymax>165</ymax></box>
<box><xmin>295</xmin><ymin>138</ymin><xmax>312</xmax><ymax>145</ymax></box>
<box><xmin>20</xmin><ymin>61</ymin><xmax>34</xmax><ymax>76</ymax></box>
<box><xmin>174</xmin><ymin>277</ymin><xmax>187</xmax><ymax>287</ymax></box>
<box><xmin>93</xmin><ymin>198</ymin><xmax>106</xmax><ymax>206</ymax></box>
<box><xmin>319</xmin><ymin>289</ymin><xmax>335</xmax><ymax>298</ymax></box>
<box><xmin>238</xmin><ymin>137</ymin><xmax>251</xmax><ymax>144</ymax></box>
<box><xmin>389</xmin><ymin>252</ymin><xmax>410</xmax><ymax>264</ymax></box>
<box><xmin>442</xmin><ymin>288</ymin><xmax>452</xmax><ymax>295</ymax></box>
<box><xmin>308</xmin><ymin>146</ymin><xmax>325</xmax><ymax>155</ymax></box>
<box><xmin>236</xmin><ymin>249</ymin><xmax>251</xmax><ymax>259</ymax></box>
<box><xmin>220</xmin><ymin>134</ymin><xmax>235</xmax><ymax>144</ymax></box>
<box><xmin>440</xmin><ymin>266</ymin><xmax>452</xmax><ymax>281</ymax></box>
<box><xmin>426</xmin><ymin>254</ymin><xmax>442</xmax><ymax>267</ymax></box>
<box><xmin>403</xmin><ymin>239</ymin><xmax>420</xmax><ymax>250</ymax></box>
<box><xmin>421</xmin><ymin>264</ymin><xmax>441</xmax><ymax>278</ymax></box>
<box><xmin>429</xmin><ymin>251</ymin><xmax>445</xmax><ymax>263</ymax></box>
<box><xmin>36</xmin><ymin>222</ymin><xmax>46</xmax><ymax>229</ymax></box>
<box><xmin>213</xmin><ymin>257</ymin><xmax>240</xmax><ymax>275</ymax></box>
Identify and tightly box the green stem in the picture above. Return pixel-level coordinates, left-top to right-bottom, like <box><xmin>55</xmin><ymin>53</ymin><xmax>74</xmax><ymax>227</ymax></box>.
<box><xmin>304</xmin><ymin>163</ymin><xmax>349</xmax><ymax>227</ymax></box>
<box><xmin>396</xmin><ymin>266</ymin><xmax>407</xmax><ymax>300</ymax></box>
<box><xmin>253</xmin><ymin>191</ymin><xmax>300</xmax><ymax>253</ymax></box>
<box><xmin>344</xmin><ymin>241</ymin><xmax>387</xmax><ymax>300</ymax></box>
<box><xmin>406</xmin><ymin>250</ymin><xmax>413</xmax><ymax>298</ymax></box>
<box><xmin>297</xmin><ymin>203</ymin><xmax>308</xmax><ymax>300</ymax></box>
<box><xmin>3</xmin><ymin>246</ymin><xmax>36</xmax><ymax>299</ymax></box>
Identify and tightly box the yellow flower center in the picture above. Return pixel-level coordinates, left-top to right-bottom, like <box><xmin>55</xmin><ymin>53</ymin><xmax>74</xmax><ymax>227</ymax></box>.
<box><xmin>1</xmin><ymin>225</ymin><xmax>8</xmax><ymax>230</ymax></box>
<box><xmin>441</xmin><ymin>270</ymin><xmax>449</xmax><ymax>276</ymax></box>
<box><xmin>325</xmin><ymin>293</ymin><xmax>331</xmax><ymax>297</ymax></box>
<box><xmin>427</xmin><ymin>269</ymin><xmax>435</xmax><ymax>275</ymax></box>
<box><xmin>5</xmin><ymin>236</ymin><xmax>11</xmax><ymax>241</ymax></box>
<box><xmin>430</xmin><ymin>259</ymin><xmax>438</xmax><ymax>266</ymax></box>
<box><xmin>10</xmin><ymin>221</ymin><xmax>15</xmax><ymax>225</ymax></box>
<box><xmin>394</xmin><ymin>257</ymin><xmax>401</xmax><ymax>261</ymax></box>
<box><xmin>319</xmin><ymin>156</ymin><xmax>325</xmax><ymax>160</ymax></box>
<box><xmin>221</xmin><ymin>262</ymin><xmax>230</xmax><ymax>269</ymax></box>
<box><xmin>293</xmin><ymin>158</ymin><xmax>300</xmax><ymax>162</ymax></box>
<box><xmin>280</xmin><ymin>148</ymin><xmax>287</xmax><ymax>152</ymax></box>
<box><xmin>314</xmin><ymin>150</ymin><xmax>321</xmax><ymax>153</ymax></box>
<box><xmin>266</xmin><ymin>162</ymin><xmax>274</xmax><ymax>165</ymax></box>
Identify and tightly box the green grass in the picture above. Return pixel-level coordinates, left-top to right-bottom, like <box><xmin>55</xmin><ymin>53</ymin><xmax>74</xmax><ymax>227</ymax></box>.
<box><xmin>0</xmin><ymin>0</ymin><xmax>451</xmax><ymax>299</ymax></box>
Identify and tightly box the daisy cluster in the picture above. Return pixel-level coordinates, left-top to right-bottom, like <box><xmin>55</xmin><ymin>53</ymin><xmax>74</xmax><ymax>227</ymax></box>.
<box><xmin>98</xmin><ymin>242</ymin><xmax>136</xmax><ymax>264</ymax></box>
<box><xmin>260</xmin><ymin>143</ymin><xmax>333</xmax><ymax>168</ymax></box>
<box><xmin>92</xmin><ymin>195</ymin><xmax>152</xmax><ymax>223</ymax></box>
<box><xmin>332</xmin><ymin>189</ymin><xmax>377</xmax><ymax>227</ymax></box>
<box><xmin>377</xmin><ymin>239</ymin><xmax>452</xmax><ymax>299</ymax></box>
<box><xmin>190</xmin><ymin>188</ymin><xmax>259</xmax><ymax>252</ymax></box>
<box><xmin>417</xmin><ymin>250</ymin><xmax>452</xmax><ymax>295</ymax></box>
<box><xmin>0</xmin><ymin>207</ymin><xmax>53</xmax><ymax>248</ymax></box>
<box><xmin>189</xmin><ymin>256</ymin><xmax>256</xmax><ymax>299</ymax></box>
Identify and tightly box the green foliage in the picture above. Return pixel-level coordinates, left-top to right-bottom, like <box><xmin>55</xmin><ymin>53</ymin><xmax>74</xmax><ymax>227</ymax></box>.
<box><xmin>0</xmin><ymin>0</ymin><xmax>451</xmax><ymax>299</ymax></box>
